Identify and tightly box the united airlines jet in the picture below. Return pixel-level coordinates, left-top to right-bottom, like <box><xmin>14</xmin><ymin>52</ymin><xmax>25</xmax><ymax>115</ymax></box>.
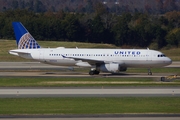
<box><xmin>9</xmin><ymin>22</ymin><xmax>172</xmax><ymax>75</ymax></box>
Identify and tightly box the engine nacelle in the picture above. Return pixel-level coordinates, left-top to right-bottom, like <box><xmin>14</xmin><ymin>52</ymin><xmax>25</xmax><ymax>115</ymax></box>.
<box><xmin>99</xmin><ymin>63</ymin><xmax>127</xmax><ymax>73</ymax></box>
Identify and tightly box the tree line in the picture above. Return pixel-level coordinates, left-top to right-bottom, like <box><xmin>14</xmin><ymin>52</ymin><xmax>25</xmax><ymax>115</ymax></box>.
<box><xmin>0</xmin><ymin>9</ymin><xmax>180</xmax><ymax>49</ymax></box>
<box><xmin>2</xmin><ymin>0</ymin><xmax>180</xmax><ymax>14</ymax></box>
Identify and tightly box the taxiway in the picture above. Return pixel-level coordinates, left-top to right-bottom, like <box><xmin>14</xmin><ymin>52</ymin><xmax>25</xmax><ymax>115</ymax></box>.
<box><xmin>0</xmin><ymin>87</ymin><xmax>180</xmax><ymax>98</ymax></box>
<box><xmin>0</xmin><ymin>62</ymin><xmax>179</xmax><ymax>78</ymax></box>
<box><xmin>0</xmin><ymin>61</ymin><xmax>179</xmax><ymax>69</ymax></box>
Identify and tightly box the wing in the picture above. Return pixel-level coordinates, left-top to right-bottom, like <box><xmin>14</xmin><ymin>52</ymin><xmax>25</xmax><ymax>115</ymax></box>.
<box><xmin>62</xmin><ymin>55</ymin><xmax>106</xmax><ymax>65</ymax></box>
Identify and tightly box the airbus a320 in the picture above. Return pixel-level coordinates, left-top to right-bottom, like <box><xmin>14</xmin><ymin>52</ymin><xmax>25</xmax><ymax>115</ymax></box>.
<box><xmin>9</xmin><ymin>22</ymin><xmax>172</xmax><ymax>75</ymax></box>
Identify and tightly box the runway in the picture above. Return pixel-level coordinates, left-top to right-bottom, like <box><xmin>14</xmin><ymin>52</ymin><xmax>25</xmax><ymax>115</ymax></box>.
<box><xmin>0</xmin><ymin>62</ymin><xmax>179</xmax><ymax>78</ymax></box>
<box><xmin>0</xmin><ymin>62</ymin><xmax>65</xmax><ymax>70</ymax></box>
<box><xmin>0</xmin><ymin>61</ymin><xmax>179</xmax><ymax>69</ymax></box>
<box><xmin>0</xmin><ymin>87</ymin><xmax>180</xmax><ymax>98</ymax></box>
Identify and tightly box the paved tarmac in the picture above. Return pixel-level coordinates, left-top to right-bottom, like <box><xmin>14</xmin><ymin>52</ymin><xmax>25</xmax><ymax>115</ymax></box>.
<box><xmin>0</xmin><ymin>62</ymin><xmax>179</xmax><ymax>78</ymax></box>
<box><xmin>0</xmin><ymin>87</ymin><xmax>180</xmax><ymax>98</ymax></box>
<box><xmin>0</xmin><ymin>71</ymin><xmax>177</xmax><ymax>78</ymax></box>
<box><xmin>0</xmin><ymin>62</ymin><xmax>64</xmax><ymax>70</ymax></box>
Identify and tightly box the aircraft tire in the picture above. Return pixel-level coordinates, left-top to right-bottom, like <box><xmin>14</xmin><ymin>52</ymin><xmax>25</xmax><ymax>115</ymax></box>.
<box><xmin>89</xmin><ymin>71</ymin><xmax>94</xmax><ymax>75</ymax></box>
<box><xmin>148</xmin><ymin>72</ymin><xmax>152</xmax><ymax>75</ymax></box>
<box><xmin>94</xmin><ymin>70</ymin><xmax>100</xmax><ymax>75</ymax></box>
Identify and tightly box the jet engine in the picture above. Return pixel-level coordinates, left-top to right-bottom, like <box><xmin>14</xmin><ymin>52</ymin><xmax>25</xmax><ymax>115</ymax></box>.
<box><xmin>99</xmin><ymin>63</ymin><xmax>127</xmax><ymax>73</ymax></box>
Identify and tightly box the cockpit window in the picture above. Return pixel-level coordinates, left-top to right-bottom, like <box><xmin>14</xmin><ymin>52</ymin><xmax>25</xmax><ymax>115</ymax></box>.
<box><xmin>157</xmin><ymin>54</ymin><xmax>166</xmax><ymax>57</ymax></box>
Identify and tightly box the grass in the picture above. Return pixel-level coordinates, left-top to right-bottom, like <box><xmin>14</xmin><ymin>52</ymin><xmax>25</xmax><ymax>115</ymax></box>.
<box><xmin>127</xmin><ymin>67</ymin><xmax>180</xmax><ymax>74</ymax></box>
<box><xmin>38</xmin><ymin>41</ymin><xmax>117</xmax><ymax>48</ymax></box>
<box><xmin>161</xmin><ymin>48</ymin><xmax>180</xmax><ymax>61</ymax></box>
<box><xmin>0</xmin><ymin>97</ymin><xmax>180</xmax><ymax>114</ymax></box>
<box><xmin>0</xmin><ymin>77</ymin><xmax>179</xmax><ymax>87</ymax></box>
<box><xmin>0</xmin><ymin>39</ymin><xmax>180</xmax><ymax>61</ymax></box>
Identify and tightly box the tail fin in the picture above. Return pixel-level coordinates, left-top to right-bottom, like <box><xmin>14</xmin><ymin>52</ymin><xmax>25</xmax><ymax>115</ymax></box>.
<box><xmin>12</xmin><ymin>22</ymin><xmax>41</xmax><ymax>49</ymax></box>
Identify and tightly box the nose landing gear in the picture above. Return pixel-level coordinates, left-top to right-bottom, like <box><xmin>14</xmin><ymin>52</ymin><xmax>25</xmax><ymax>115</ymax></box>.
<box><xmin>148</xmin><ymin>68</ymin><xmax>152</xmax><ymax>75</ymax></box>
<box><xmin>89</xmin><ymin>70</ymin><xmax>100</xmax><ymax>75</ymax></box>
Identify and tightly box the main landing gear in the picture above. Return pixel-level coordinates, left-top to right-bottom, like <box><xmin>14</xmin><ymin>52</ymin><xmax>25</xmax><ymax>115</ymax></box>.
<box><xmin>148</xmin><ymin>68</ymin><xmax>152</xmax><ymax>75</ymax></box>
<box><xmin>89</xmin><ymin>70</ymin><xmax>100</xmax><ymax>75</ymax></box>
<box><xmin>89</xmin><ymin>68</ymin><xmax>100</xmax><ymax>75</ymax></box>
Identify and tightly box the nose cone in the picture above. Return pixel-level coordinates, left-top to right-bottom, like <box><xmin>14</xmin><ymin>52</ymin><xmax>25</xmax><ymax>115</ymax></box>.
<box><xmin>165</xmin><ymin>57</ymin><xmax>172</xmax><ymax>66</ymax></box>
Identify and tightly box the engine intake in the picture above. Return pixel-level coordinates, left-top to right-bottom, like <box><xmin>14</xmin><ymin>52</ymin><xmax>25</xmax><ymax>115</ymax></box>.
<box><xmin>99</xmin><ymin>63</ymin><xmax>127</xmax><ymax>73</ymax></box>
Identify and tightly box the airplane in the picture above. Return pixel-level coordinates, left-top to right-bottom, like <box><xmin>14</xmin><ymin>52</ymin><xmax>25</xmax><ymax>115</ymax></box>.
<box><xmin>9</xmin><ymin>22</ymin><xmax>172</xmax><ymax>75</ymax></box>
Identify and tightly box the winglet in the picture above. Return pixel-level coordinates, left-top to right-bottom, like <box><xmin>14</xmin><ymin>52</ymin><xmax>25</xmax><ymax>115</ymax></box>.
<box><xmin>12</xmin><ymin>22</ymin><xmax>41</xmax><ymax>49</ymax></box>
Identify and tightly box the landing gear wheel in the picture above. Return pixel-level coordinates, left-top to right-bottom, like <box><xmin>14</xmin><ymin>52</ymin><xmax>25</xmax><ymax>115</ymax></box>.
<box><xmin>89</xmin><ymin>71</ymin><xmax>94</xmax><ymax>75</ymax></box>
<box><xmin>148</xmin><ymin>68</ymin><xmax>152</xmax><ymax>75</ymax></box>
<box><xmin>148</xmin><ymin>72</ymin><xmax>152</xmax><ymax>75</ymax></box>
<box><xmin>89</xmin><ymin>70</ymin><xmax>100</xmax><ymax>75</ymax></box>
<box><xmin>94</xmin><ymin>70</ymin><xmax>100</xmax><ymax>75</ymax></box>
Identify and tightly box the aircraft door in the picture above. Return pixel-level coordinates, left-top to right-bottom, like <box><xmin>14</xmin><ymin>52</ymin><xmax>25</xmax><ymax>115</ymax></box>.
<box><xmin>147</xmin><ymin>50</ymin><xmax>152</xmax><ymax>61</ymax></box>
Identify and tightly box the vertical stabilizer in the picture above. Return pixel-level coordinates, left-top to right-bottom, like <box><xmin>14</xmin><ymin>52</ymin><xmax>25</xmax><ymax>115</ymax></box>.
<box><xmin>12</xmin><ymin>22</ymin><xmax>41</xmax><ymax>49</ymax></box>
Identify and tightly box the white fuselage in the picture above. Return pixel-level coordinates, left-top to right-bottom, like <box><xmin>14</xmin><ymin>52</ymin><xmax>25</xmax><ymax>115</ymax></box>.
<box><xmin>9</xmin><ymin>48</ymin><xmax>172</xmax><ymax>68</ymax></box>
